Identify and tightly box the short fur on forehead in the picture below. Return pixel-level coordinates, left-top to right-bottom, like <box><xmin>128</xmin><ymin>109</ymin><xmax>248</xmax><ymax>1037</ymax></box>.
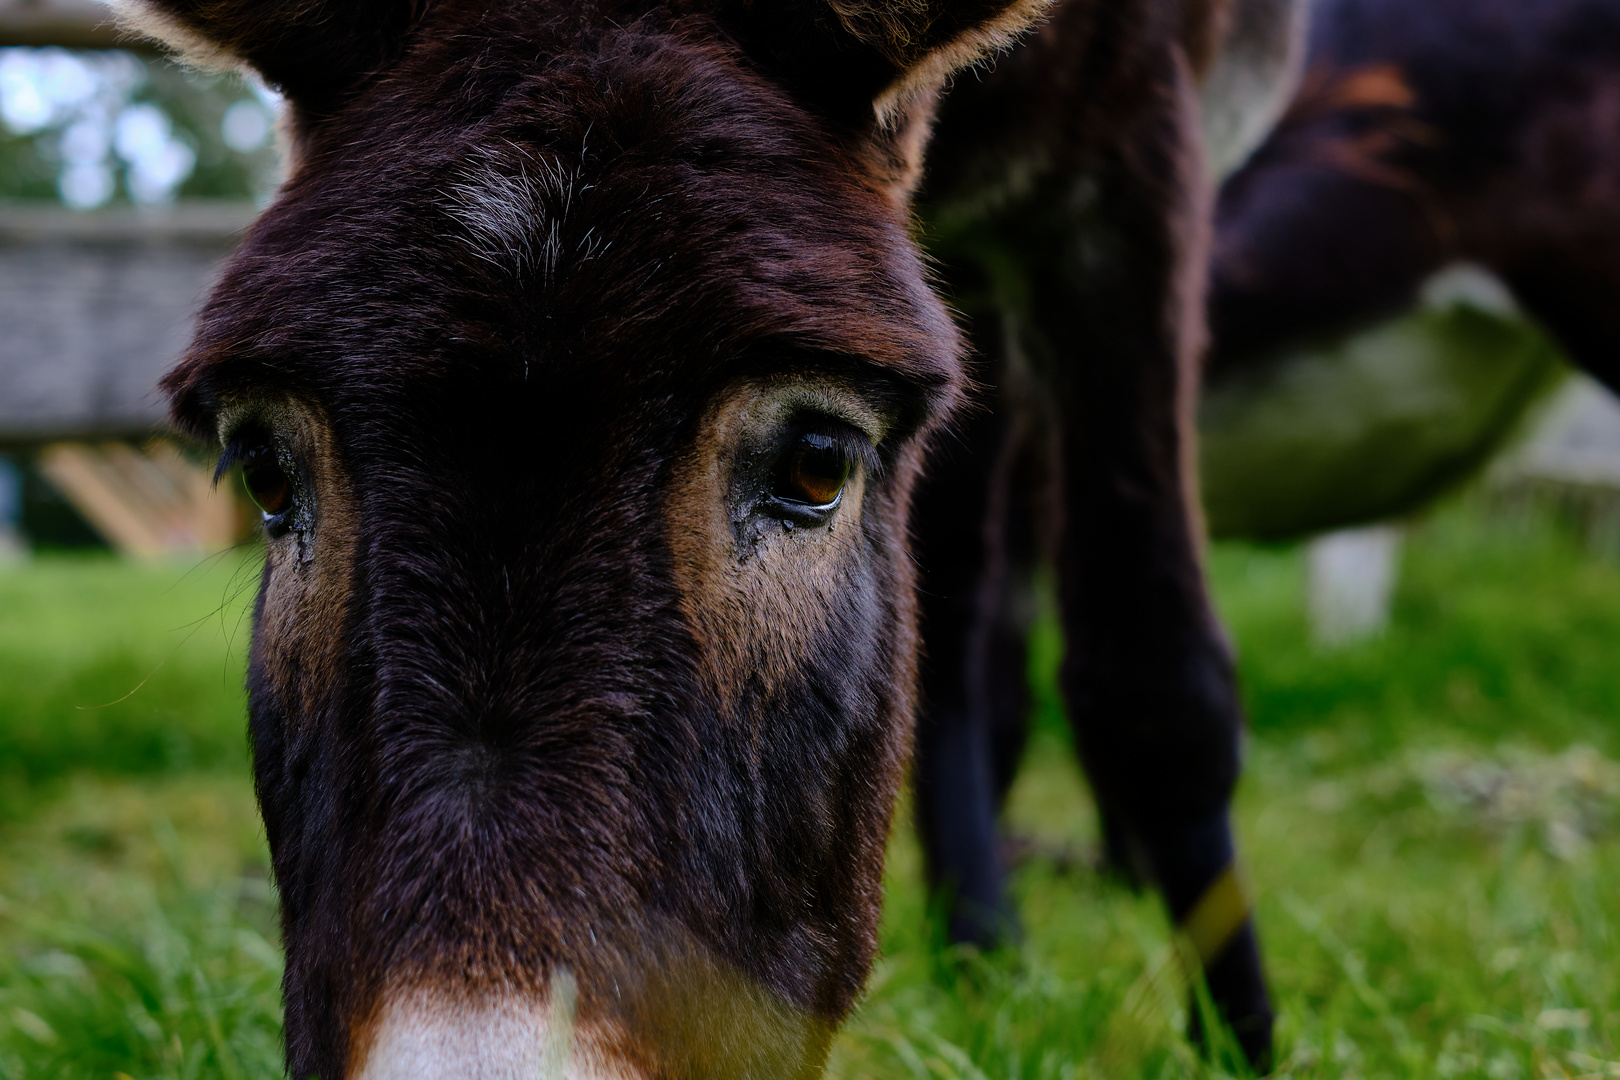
<box><xmin>159</xmin><ymin>6</ymin><xmax>965</xmax><ymax>441</ymax></box>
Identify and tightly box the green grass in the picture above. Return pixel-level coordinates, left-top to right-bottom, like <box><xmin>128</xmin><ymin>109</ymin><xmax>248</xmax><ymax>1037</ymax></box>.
<box><xmin>3</xmin><ymin>499</ymin><xmax>1619</xmax><ymax>1077</ymax></box>
<box><xmin>0</xmin><ymin>776</ymin><xmax>280</xmax><ymax>1079</ymax></box>
<box><xmin>1217</xmin><ymin>507</ymin><xmax>1620</xmax><ymax>754</ymax></box>
<box><xmin>0</xmin><ymin>551</ymin><xmax>262</xmax><ymax>816</ymax></box>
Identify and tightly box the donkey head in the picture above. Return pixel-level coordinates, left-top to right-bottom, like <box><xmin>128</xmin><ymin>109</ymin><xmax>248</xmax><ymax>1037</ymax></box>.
<box><xmin>122</xmin><ymin>0</ymin><xmax>1047</xmax><ymax>1075</ymax></box>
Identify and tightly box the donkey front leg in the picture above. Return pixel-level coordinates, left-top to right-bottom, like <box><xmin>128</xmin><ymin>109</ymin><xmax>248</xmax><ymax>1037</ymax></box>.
<box><xmin>1034</xmin><ymin>47</ymin><xmax>1274</xmax><ymax>1068</ymax></box>
<box><xmin>912</xmin><ymin>331</ymin><xmax>1043</xmax><ymax>949</ymax></box>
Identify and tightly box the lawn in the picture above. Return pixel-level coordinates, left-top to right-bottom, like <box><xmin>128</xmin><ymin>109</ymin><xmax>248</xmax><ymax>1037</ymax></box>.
<box><xmin>2</xmin><ymin>498</ymin><xmax>1618</xmax><ymax>1078</ymax></box>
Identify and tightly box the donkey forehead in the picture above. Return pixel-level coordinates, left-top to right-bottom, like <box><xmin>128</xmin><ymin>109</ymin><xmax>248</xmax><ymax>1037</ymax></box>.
<box><xmin>166</xmin><ymin>37</ymin><xmax>960</xmax><ymax>433</ymax></box>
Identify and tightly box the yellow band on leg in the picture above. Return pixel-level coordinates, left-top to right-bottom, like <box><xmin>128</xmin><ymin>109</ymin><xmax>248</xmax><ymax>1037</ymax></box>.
<box><xmin>1178</xmin><ymin>862</ymin><xmax>1250</xmax><ymax>967</ymax></box>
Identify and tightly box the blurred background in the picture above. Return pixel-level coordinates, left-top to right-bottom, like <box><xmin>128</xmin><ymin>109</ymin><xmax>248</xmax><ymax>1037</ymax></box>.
<box><xmin>0</xmin><ymin>0</ymin><xmax>274</xmax><ymax>565</ymax></box>
<box><xmin>0</xmin><ymin>0</ymin><xmax>1618</xmax><ymax>1077</ymax></box>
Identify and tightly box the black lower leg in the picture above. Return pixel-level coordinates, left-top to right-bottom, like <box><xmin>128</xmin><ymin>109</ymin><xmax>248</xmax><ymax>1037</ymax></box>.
<box><xmin>1140</xmin><ymin>809</ymin><xmax>1272</xmax><ymax>1068</ymax></box>
<box><xmin>1066</xmin><ymin>626</ymin><xmax>1274</xmax><ymax>1067</ymax></box>
<box><xmin>1095</xmin><ymin>800</ymin><xmax>1146</xmax><ymax>888</ymax></box>
<box><xmin>915</xmin><ymin>704</ymin><xmax>1014</xmax><ymax>947</ymax></box>
<box><xmin>1027</xmin><ymin>49</ymin><xmax>1273</xmax><ymax>1063</ymax></box>
<box><xmin>912</xmin><ymin>372</ymin><xmax>1033</xmax><ymax>949</ymax></box>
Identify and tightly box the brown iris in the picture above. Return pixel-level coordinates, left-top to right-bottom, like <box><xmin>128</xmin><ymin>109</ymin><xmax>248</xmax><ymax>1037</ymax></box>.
<box><xmin>778</xmin><ymin>433</ymin><xmax>851</xmax><ymax>507</ymax></box>
<box><xmin>241</xmin><ymin>443</ymin><xmax>293</xmax><ymax>517</ymax></box>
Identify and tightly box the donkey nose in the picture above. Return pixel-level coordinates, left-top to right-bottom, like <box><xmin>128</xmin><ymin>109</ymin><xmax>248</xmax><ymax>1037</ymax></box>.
<box><xmin>355</xmin><ymin>976</ymin><xmax>619</xmax><ymax>1080</ymax></box>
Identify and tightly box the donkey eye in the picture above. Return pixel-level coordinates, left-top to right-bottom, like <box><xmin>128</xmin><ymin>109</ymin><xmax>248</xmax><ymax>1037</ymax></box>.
<box><xmin>777</xmin><ymin>433</ymin><xmax>852</xmax><ymax>508</ymax></box>
<box><xmin>241</xmin><ymin>443</ymin><xmax>293</xmax><ymax>518</ymax></box>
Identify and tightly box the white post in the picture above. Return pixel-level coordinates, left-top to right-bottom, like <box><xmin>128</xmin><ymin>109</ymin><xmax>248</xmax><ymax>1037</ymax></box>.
<box><xmin>1307</xmin><ymin>525</ymin><xmax>1403</xmax><ymax>646</ymax></box>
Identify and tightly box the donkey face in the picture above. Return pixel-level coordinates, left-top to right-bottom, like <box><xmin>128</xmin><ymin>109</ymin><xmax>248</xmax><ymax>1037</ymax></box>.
<box><xmin>126</xmin><ymin>0</ymin><xmax>1047</xmax><ymax>1076</ymax></box>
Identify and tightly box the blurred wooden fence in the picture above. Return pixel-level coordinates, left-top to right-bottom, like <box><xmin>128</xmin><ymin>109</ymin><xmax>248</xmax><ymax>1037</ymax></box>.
<box><xmin>37</xmin><ymin>441</ymin><xmax>244</xmax><ymax>556</ymax></box>
<box><xmin>0</xmin><ymin>204</ymin><xmax>256</xmax><ymax>554</ymax></box>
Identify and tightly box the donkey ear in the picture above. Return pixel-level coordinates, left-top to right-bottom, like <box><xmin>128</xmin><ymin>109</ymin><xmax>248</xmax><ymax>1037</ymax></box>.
<box><xmin>112</xmin><ymin>0</ymin><xmax>426</xmax><ymax>119</ymax></box>
<box><xmin>715</xmin><ymin>0</ymin><xmax>1054</xmax><ymax>126</ymax></box>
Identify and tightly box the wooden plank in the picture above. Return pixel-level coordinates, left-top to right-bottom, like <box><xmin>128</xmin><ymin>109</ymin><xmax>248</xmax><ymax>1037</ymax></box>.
<box><xmin>38</xmin><ymin>440</ymin><xmax>245</xmax><ymax>557</ymax></box>
<box><xmin>39</xmin><ymin>442</ymin><xmax>170</xmax><ymax>554</ymax></box>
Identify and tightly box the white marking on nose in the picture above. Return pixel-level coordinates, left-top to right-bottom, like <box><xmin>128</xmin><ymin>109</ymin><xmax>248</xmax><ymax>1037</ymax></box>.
<box><xmin>354</xmin><ymin>972</ymin><xmax>633</xmax><ymax>1080</ymax></box>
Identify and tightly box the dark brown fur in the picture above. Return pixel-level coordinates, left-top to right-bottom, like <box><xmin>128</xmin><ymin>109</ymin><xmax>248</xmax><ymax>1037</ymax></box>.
<box><xmin>120</xmin><ymin>0</ymin><xmax>1291</xmax><ymax>1072</ymax></box>
<box><xmin>910</xmin><ymin>0</ymin><xmax>1284</xmax><ymax>1063</ymax></box>
<box><xmin>127</xmin><ymin>1</ymin><xmax>1011</xmax><ymax>1075</ymax></box>
<box><xmin>911</xmin><ymin>4</ymin><xmax>1620</xmax><ymax>1071</ymax></box>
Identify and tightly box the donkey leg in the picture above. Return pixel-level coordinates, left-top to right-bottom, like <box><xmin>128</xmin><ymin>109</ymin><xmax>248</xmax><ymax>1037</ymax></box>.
<box><xmin>1055</xmin><ymin>408</ymin><xmax>1273</xmax><ymax>1064</ymax></box>
<box><xmin>912</xmin><ymin>353</ymin><xmax>1039</xmax><ymax>949</ymax></box>
<box><xmin>1028</xmin><ymin>52</ymin><xmax>1273</xmax><ymax>1068</ymax></box>
<box><xmin>987</xmin><ymin>457</ymin><xmax>1042</xmax><ymax>815</ymax></box>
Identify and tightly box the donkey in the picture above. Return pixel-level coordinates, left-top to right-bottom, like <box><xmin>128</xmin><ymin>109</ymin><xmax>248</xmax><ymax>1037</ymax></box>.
<box><xmin>119</xmin><ymin>0</ymin><xmax>1299</xmax><ymax>1074</ymax></box>
<box><xmin>908</xmin><ymin>0</ymin><xmax>1303</xmax><ymax>1065</ymax></box>
<box><xmin>916</xmin><ymin>0</ymin><xmax>1620</xmax><ymax>1068</ymax></box>
<box><xmin>1197</xmin><ymin>0</ymin><xmax>1620</xmax><ymax>543</ymax></box>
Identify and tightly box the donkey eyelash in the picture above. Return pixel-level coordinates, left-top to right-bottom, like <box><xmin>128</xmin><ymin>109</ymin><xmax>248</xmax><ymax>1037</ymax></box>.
<box><xmin>784</xmin><ymin>420</ymin><xmax>881</xmax><ymax>477</ymax></box>
<box><xmin>214</xmin><ymin>439</ymin><xmax>250</xmax><ymax>486</ymax></box>
<box><xmin>214</xmin><ymin>428</ymin><xmax>272</xmax><ymax>485</ymax></box>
